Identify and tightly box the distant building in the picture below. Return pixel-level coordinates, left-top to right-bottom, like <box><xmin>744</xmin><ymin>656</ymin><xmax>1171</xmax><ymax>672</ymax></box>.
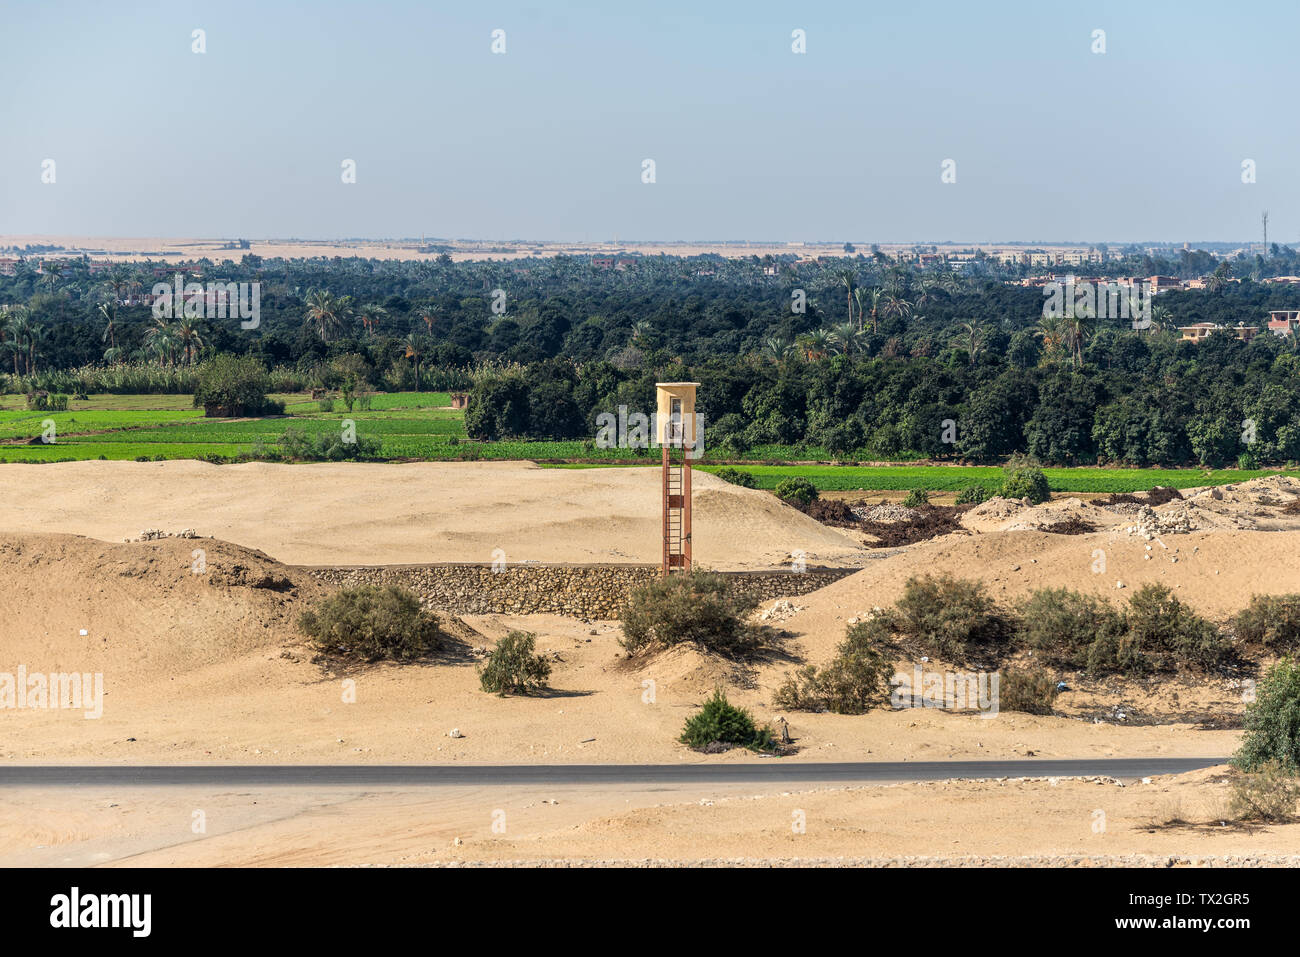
<box><xmin>450</xmin><ymin>393</ymin><xmax>469</xmax><ymax>410</ymax></box>
<box><xmin>1268</xmin><ymin>310</ymin><xmax>1300</xmax><ymax>336</ymax></box>
<box><xmin>1179</xmin><ymin>322</ymin><xmax>1259</xmax><ymax>342</ymax></box>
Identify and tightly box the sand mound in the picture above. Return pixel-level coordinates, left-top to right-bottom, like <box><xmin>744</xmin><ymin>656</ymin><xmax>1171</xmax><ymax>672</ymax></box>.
<box><xmin>0</xmin><ymin>461</ymin><xmax>866</xmax><ymax>570</ymax></box>
<box><xmin>0</xmin><ymin>532</ymin><xmax>318</xmax><ymax>682</ymax></box>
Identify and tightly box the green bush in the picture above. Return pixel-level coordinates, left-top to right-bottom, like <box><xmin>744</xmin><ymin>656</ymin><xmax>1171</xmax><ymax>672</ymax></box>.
<box><xmin>774</xmin><ymin>640</ymin><xmax>891</xmax><ymax>715</ymax></box>
<box><xmin>1233</xmin><ymin>595</ymin><xmax>1300</xmax><ymax>654</ymax></box>
<box><xmin>1018</xmin><ymin>588</ymin><xmax>1126</xmax><ymax>671</ymax></box>
<box><xmin>26</xmin><ymin>392</ymin><xmax>68</xmax><ymax>412</ymax></box>
<box><xmin>193</xmin><ymin>354</ymin><xmax>278</xmax><ymax>416</ymax></box>
<box><xmin>774</xmin><ymin>476</ymin><xmax>819</xmax><ymax>507</ymax></box>
<box><xmin>317</xmin><ymin>397</ymin><xmax>335</xmax><ymax>413</ymax></box>
<box><xmin>714</xmin><ymin>467</ymin><xmax>758</xmax><ymax>488</ymax></box>
<box><xmin>901</xmin><ymin>488</ymin><xmax>930</xmax><ymax>508</ymax></box>
<box><xmin>479</xmin><ymin>631</ymin><xmax>552</xmax><ymax>696</ymax></box>
<box><xmin>955</xmin><ymin>484</ymin><xmax>991</xmax><ymax>506</ymax></box>
<box><xmin>891</xmin><ymin>574</ymin><xmax>1012</xmax><ymax>662</ymax></box>
<box><xmin>1000</xmin><ymin>462</ymin><xmax>1051</xmax><ymax>504</ymax></box>
<box><xmin>680</xmin><ymin>689</ymin><xmax>775</xmax><ymax>752</ymax></box>
<box><xmin>620</xmin><ymin>571</ymin><xmax>763</xmax><ymax>658</ymax></box>
<box><xmin>1229</xmin><ymin>761</ymin><xmax>1300</xmax><ymax>822</ymax></box>
<box><xmin>1125</xmin><ymin>583</ymin><xmax>1230</xmax><ymax>672</ymax></box>
<box><xmin>275</xmin><ymin>428</ymin><xmax>382</xmax><ymax>462</ymax></box>
<box><xmin>299</xmin><ymin>585</ymin><xmax>443</xmax><ymax>662</ymax></box>
<box><xmin>1235</xmin><ymin>657</ymin><xmax>1300</xmax><ymax>772</ymax></box>
<box><xmin>997</xmin><ymin>667</ymin><xmax>1059</xmax><ymax>715</ymax></box>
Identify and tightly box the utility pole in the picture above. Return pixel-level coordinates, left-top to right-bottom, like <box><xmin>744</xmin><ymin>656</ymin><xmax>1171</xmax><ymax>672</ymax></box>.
<box><xmin>1262</xmin><ymin>211</ymin><xmax>1269</xmax><ymax>257</ymax></box>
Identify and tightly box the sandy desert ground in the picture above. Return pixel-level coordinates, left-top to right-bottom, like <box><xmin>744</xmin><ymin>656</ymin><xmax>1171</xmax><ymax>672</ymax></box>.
<box><xmin>3</xmin><ymin>462</ymin><xmax>1299</xmax><ymax>865</ymax></box>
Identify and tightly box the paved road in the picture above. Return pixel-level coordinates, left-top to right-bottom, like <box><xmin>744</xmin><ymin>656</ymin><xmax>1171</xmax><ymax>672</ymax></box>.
<box><xmin>0</xmin><ymin>757</ymin><xmax>1226</xmax><ymax>787</ymax></box>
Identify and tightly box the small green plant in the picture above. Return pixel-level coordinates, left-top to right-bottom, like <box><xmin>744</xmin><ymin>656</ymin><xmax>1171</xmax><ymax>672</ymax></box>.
<box><xmin>680</xmin><ymin>689</ymin><xmax>775</xmax><ymax>752</ymax></box>
<box><xmin>1229</xmin><ymin>761</ymin><xmax>1300</xmax><ymax>822</ymax></box>
<box><xmin>714</xmin><ymin>467</ymin><xmax>757</xmax><ymax>488</ymax></box>
<box><xmin>996</xmin><ymin>667</ymin><xmax>1059</xmax><ymax>715</ymax></box>
<box><xmin>298</xmin><ymin>585</ymin><xmax>442</xmax><ymax>662</ymax></box>
<box><xmin>1234</xmin><ymin>657</ymin><xmax>1300</xmax><ymax>772</ymax></box>
<box><xmin>317</xmin><ymin>397</ymin><xmax>335</xmax><ymax>412</ymax></box>
<box><xmin>774</xmin><ymin>476</ymin><xmax>819</xmax><ymax>508</ymax></box>
<box><xmin>479</xmin><ymin>631</ymin><xmax>552</xmax><ymax>695</ymax></box>
<box><xmin>999</xmin><ymin>457</ymin><xmax>1050</xmax><ymax>504</ymax></box>
<box><xmin>955</xmin><ymin>484</ymin><xmax>990</xmax><ymax>505</ymax></box>
<box><xmin>901</xmin><ymin>488</ymin><xmax>930</xmax><ymax>508</ymax></box>
<box><xmin>1018</xmin><ymin>588</ymin><xmax>1126</xmax><ymax>671</ymax></box>
<box><xmin>1124</xmin><ymin>583</ymin><xmax>1229</xmax><ymax>672</ymax></box>
<box><xmin>620</xmin><ymin>571</ymin><xmax>763</xmax><ymax>658</ymax></box>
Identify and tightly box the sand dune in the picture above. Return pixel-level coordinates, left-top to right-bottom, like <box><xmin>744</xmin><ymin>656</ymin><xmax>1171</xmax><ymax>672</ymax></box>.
<box><xmin>0</xmin><ymin>461</ymin><xmax>865</xmax><ymax>570</ymax></box>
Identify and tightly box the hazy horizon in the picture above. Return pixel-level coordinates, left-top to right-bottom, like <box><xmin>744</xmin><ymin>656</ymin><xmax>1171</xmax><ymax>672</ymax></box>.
<box><xmin>3</xmin><ymin>0</ymin><xmax>1296</xmax><ymax>244</ymax></box>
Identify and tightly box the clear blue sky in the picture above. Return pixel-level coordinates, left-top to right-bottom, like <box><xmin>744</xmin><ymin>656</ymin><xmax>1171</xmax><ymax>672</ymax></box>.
<box><xmin>1</xmin><ymin>0</ymin><xmax>1294</xmax><ymax>244</ymax></box>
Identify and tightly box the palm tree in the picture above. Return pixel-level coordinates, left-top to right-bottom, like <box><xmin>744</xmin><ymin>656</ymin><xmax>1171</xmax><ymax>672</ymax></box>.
<box><xmin>303</xmin><ymin>289</ymin><xmax>344</xmax><ymax>342</ymax></box>
<box><xmin>880</xmin><ymin>294</ymin><xmax>912</xmax><ymax>323</ymax></box>
<box><xmin>830</xmin><ymin>321</ymin><xmax>864</xmax><ymax>357</ymax></box>
<box><xmin>38</xmin><ymin>261</ymin><xmax>63</xmax><ymax>292</ymax></box>
<box><xmin>98</xmin><ymin>303</ymin><xmax>117</xmax><ymax>351</ymax></box>
<box><xmin>144</xmin><ymin>317</ymin><xmax>177</xmax><ymax>367</ymax></box>
<box><xmin>955</xmin><ymin>321</ymin><xmax>984</xmax><ymax>366</ymax></box>
<box><xmin>174</xmin><ymin>319</ymin><xmax>206</xmax><ymax>366</ymax></box>
<box><xmin>796</xmin><ymin>328</ymin><xmax>834</xmax><ymax>360</ymax></box>
<box><xmin>760</xmin><ymin>336</ymin><xmax>791</xmax><ymax>362</ymax></box>
<box><xmin>837</xmin><ymin>269</ymin><xmax>857</xmax><ymax>326</ymax></box>
<box><xmin>1036</xmin><ymin>315</ymin><xmax>1066</xmax><ymax>361</ymax></box>
<box><xmin>403</xmin><ymin>333</ymin><xmax>429</xmax><ymax>391</ymax></box>
<box><xmin>357</xmin><ymin>304</ymin><xmax>387</xmax><ymax>336</ymax></box>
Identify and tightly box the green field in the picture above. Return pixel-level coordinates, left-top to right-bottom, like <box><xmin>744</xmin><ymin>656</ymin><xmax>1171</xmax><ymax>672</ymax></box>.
<box><xmin>0</xmin><ymin>392</ymin><xmax>1287</xmax><ymax>493</ymax></box>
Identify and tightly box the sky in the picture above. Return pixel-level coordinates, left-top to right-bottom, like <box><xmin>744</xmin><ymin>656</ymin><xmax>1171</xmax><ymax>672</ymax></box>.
<box><xmin>0</xmin><ymin>0</ymin><xmax>1296</xmax><ymax>244</ymax></box>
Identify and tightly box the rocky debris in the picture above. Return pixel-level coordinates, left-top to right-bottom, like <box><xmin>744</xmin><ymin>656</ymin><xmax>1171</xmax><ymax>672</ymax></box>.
<box><xmin>854</xmin><ymin>503</ymin><xmax>918</xmax><ymax>523</ymax></box>
<box><xmin>129</xmin><ymin>528</ymin><xmax>199</xmax><ymax>542</ymax></box>
<box><xmin>757</xmin><ymin>599</ymin><xmax>805</xmax><ymax>622</ymax></box>
<box><xmin>448</xmin><ymin>728</ymin><xmax>463</xmax><ymax>739</ymax></box>
<box><xmin>1123</xmin><ymin>504</ymin><xmax>1198</xmax><ymax>537</ymax></box>
<box><xmin>846</xmin><ymin>606</ymin><xmax>886</xmax><ymax>625</ymax></box>
<box><xmin>421</xmin><ymin>854</ymin><xmax>1300</xmax><ymax>868</ymax></box>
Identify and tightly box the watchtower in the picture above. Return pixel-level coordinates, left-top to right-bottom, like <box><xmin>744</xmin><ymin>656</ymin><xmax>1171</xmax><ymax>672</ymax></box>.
<box><xmin>656</xmin><ymin>382</ymin><xmax>700</xmax><ymax>575</ymax></box>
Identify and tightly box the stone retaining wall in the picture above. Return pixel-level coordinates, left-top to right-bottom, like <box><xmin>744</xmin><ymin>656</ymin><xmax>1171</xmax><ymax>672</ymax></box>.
<box><xmin>303</xmin><ymin>563</ymin><xmax>855</xmax><ymax>619</ymax></box>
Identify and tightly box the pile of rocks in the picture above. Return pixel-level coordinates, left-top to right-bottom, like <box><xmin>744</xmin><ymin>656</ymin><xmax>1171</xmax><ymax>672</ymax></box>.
<box><xmin>1123</xmin><ymin>504</ymin><xmax>1197</xmax><ymax>538</ymax></box>
<box><xmin>854</xmin><ymin>503</ymin><xmax>918</xmax><ymax>523</ymax></box>
<box><xmin>129</xmin><ymin>528</ymin><xmax>199</xmax><ymax>542</ymax></box>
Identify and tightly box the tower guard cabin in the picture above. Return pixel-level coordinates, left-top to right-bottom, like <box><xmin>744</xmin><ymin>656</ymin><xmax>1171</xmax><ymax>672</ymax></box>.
<box><xmin>656</xmin><ymin>382</ymin><xmax>700</xmax><ymax>576</ymax></box>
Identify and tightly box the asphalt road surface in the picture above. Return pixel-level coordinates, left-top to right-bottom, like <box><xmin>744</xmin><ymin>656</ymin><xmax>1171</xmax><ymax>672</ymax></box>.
<box><xmin>0</xmin><ymin>757</ymin><xmax>1226</xmax><ymax>787</ymax></box>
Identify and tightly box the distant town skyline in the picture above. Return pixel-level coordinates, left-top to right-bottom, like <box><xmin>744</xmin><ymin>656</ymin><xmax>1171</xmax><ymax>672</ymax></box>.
<box><xmin>2</xmin><ymin>0</ymin><xmax>1297</xmax><ymax>243</ymax></box>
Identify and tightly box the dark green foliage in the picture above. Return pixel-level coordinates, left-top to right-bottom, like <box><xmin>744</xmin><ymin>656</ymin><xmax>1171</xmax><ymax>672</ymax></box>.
<box><xmin>299</xmin><ymin>585</ymin><xmax>443</xmax><ymax>662</ymax></box>
<box><xmin>774</xmin><ymin>476</ymin><xmax>819</xmax><ymax>507</ymax></box>
<box><xmin>901</xmin><ymin>488</ymin><xmax>930</xmax><ymax>508</ymax></box>
<box><xmin>193</xmin><ymin>355</ymin><xmax>281</xmax><ymax>416</ymax></box>
<box><xmin>954</xmin><ymin>484</ymin><xmax>990</xmax><ymax>505</ymax></box>
<box><xmin>478</xmin><ymin>631</ymin><xmax>552</xmax><ymax>695</ymax></box>
<box><xmin>273</xmin><ymin>428</ymin><xmax>382</xmax><ymax>461</ymax></box>
<box><xmin>1018</xmin><ymin>588</ymin><xmax>1127</xmax><ymax>671</ymax></box>
<box><xmin>997</xmin><ymin>667</ymin><xmax>1059</xmax><ymax>715</ymax></box>
<box><xmin>1234</xmin><ymin>658</ymin><xmax>1300</xmax><ymax>773</ymax></box>
<box><xmin>713</xmin><ymin>467</ymin><xmax>758</xmax><ymax>488</ymax></box>
<box><xmin>680</xmin><ymin>689</ymin><xmax>775</xmax><ymax>752</ymax></box>
<box><xmin>1125</xmin><ymin>583</ymin><xmax>1230</xmax><ymax>672</ymax></box>
<box><xmin>1233</xmin><ymin>595</ymin><xmax>1300</xmax><ymax>654</ymax></box>
<box><xmin>620</xmin><ymin>571</ymin><xmax>763</xmax><ymax>658</ymax></box>
<box><xmin>774</xmin><ymin>630</ymin><xmax>891</xmax><ymax>715</ymax></box>
<box><xmin>999</xmin><ymin>460</ymin><xmax>1051</xmax><ymax>504</ymax></box>
<box><xmin>891</xmin><ymin>574</ymin><xmax>1013</xmax><ymax>662</ymax></box>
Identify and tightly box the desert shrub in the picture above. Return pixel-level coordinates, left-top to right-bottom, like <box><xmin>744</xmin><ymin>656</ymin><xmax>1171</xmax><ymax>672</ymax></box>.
<box><xmin>317</xmin><ymin>397</ymin><xmax>335</xmax><ymax>412</ymax></box>
<box><xmin>774</xmin><ymin>476</ymin><xmax>818</xmax><ymax>507</ymax></box>
<box><xmin>1000</xmin><ymin>462</ymin><xmax>1050</xmax><ymax>504</ymax></box>
<box><xmin>680</xmin><ymin>689</ymin><xmax>774</xmax><ymax>752</ymax></box>
<box><xmin>1018</xmin><ymin>588</ymin><xmax>1126</xmax><ymax>671</ymax></box>
<box><xmin>891</xmin><ymin>574</ymin><xmax>1013</xmax><ymax>662</ymax></box>
<box><xmin>955</xmin><ymin>484</ymin><xmax>990</xmax><ymax>505</ymax></box>
<box><xmin>1229</xmin><ymin>761</ymin><xmax>1300</xmax><ymax>822</ymax></box>
<box><xmin>1233</xmin><ymin>594</ymin><xmax>1300</xmax><ymax>654</ymax></box>
<box><xmin>774</xmin><ymin>639</ymin><xmax>891</xmax><ymax>715</ymax></box>
<box><xmin>1125</xmin><ymin>583</ymin><xmax>1230</xmax><ymax>672</ymax></box>
<box><xmin>299</xmin><ymin>585</ymin><xmax>442</xmax><ymax>662</ymax></box>
<box><xmin>996</xmin><ymin>667</ymin><xmax>1059</xmax><ymax>715</ymax></box>
<box><xmin>479</xmin><ymin>631</ymin><xmax>552</xmax><ymax>696</ymax></box>
<box><xmin>713</xmin><ymin>467</ymin><xmax>757</xmax><ymax>488</ymax></box>
<box><xmin>902</xmin><ymin>488</ymin><xmax>930</xmax><ymax>508</ymax></box>
<box><xmin>620</xmin><ymin>571</ymin><xmax>763</xmax><ymax>658</ymax></box>
<box><xmin>1234</xmin><ymin>657</ymin><xmax>1300</xmax><ymax>772</ymax></box>
<box><xmin>26</xmin><ymin>392</ymin><xmax>68</xmax><ymax>411</ymax></box>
